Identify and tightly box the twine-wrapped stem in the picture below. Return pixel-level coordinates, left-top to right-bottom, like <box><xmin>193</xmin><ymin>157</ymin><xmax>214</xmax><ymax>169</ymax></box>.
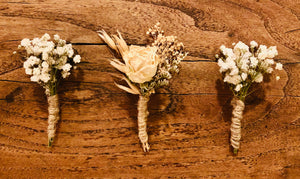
<box><xmin>47</xmin><ymin>94</ymin><xmax>59</xmax><ymax>147</ymax></box>
<box><xmin>230</xmin><ymin>97</ymin><xmax>245</xmax><ymax>154</ymax></box>
<box><xmin>137</xmin><ymin>95</ymin><xmax>150</xmax><ymax>152</ymax></box>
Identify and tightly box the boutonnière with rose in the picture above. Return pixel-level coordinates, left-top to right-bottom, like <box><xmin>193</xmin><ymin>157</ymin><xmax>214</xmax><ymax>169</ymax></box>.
<box><xmin>99</xmin><ymin>23</ymin><xmax>187</xmax><ymax>152</ymax></box>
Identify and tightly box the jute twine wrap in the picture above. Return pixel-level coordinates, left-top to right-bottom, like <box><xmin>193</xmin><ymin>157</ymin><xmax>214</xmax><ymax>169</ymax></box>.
<box><xmin>137</xmin><ymin>95</ymin><xmax>150</xmax><ymax>152</ymax></box>
<box><xmin>230</xmin><ymin>97</ymin><xmax>245</xmax><ymax>150</ymax></box>
<box><xmin>47</xmin><ymin>94</ymin><xmax>59</xmax><ymax>144</ymax></box>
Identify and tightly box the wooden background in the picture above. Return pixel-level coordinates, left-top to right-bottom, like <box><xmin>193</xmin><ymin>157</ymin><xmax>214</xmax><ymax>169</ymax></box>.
<box><xmin>0</xmin><ymin>0</ymin><xmax>299</xmax><ymax>178</ymax></box>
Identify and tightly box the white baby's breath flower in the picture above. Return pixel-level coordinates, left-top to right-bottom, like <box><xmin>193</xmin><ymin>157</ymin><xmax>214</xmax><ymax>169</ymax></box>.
<box><xmin>43</xmin><ymin>74</ymin><xmax>51</xmax><ymax>82</ymax></box>
<box><xmin>267</xmin><ymin>46</ymin><xmax>278</xmax><ymax>58</ymax></box>
<box><xmin>258</xmin><ymin>52</ymin><xmax>267</xmax><ymax>60</ymax></box>
<box><xmin>234</xmin><ymin>41</ymin><xmax>249</xmax><ymax>52</ymax></box>
<box><xmin>265</xmin><ymin>59</ymin><xmax>274</xmax><ymax>65</ymax></box>
<box><xmin>224</xmin><ymin>75</ymin><xmax>242</xmax><ymax>85</ymax></box>
<box><xmin>241</xmin><ymin>73</ymin><xmax>247</xmax><ymax>81</ymax></box>
<box><xmin>250</xmin><ymin>57</ymin><xmax>258</xmax><ymax>68</ymax></box>
<box><xmin>221</xmin><ymin>47</ymin><xmax>235</xmax><ymax>59</ymax></box>
<box><xmin>257</xmin><ymin>45</ymin><xmax>268</xmax><ymax>60</ymax></box>
<box><xmin>33</xmin><ymin>46</ymin><xmax>42</xmax><ymax>56</ymax></box>
<box><xmin>248</xmin><ymin>69</ymin><xmax>255</xmax><ymax>76</ymax></box>
<box><xmin>260</xmin><ymin>61</ymin><xmax>268</xmax><ymax>71</ymax></box>
<box><xmin>45</xmin><ymin>42</ymin><xmax>55</xmax><ymax>52</ymax></box>
<box><xmin>25</xmin><ymin>68</ymin><xmax>33</xmax><ymax>75</ymax></box>
<box><xmin>275</xmin><ymin>63</ymin><xmax>283</xmax><ymax>70</ymax></box>
<box><xmin>54</xmin><ymin>34</ymin><xmax>60</xmax><ymax>41</ymax></box>
<box><xmin>259</xmin><ymin>45</ymin><xmax>267</xmax><ymax>51</ymax></box>
<box><xmin>266</xmin><ymin>67</ymin><xmax>273</xmax><ymax>73</ymax></box>
<box><xmin>40</xmin><ymin>74</ymin><xmax>50</xmax><ymax>83</ymax></box>
<box><xmin>25</xmin><ymin>46</ymin><xmax>34</xmax><ymax>55</ymax></box>
<box><xmin>43</xmin><ymin>53</ymin><xmax>49</xmax><ymax>62</ymax></box>
<box><xmin>235</xmin><ymin>84</ymin><xmax>243</xmax><ymax>92</ymax></box>
<box><xmin>61</xmin><ymin>71</ymin><xmax>70</xmax><ymax>78</ymax></box>
<box><xmin>55</xmin><ymin>47</ymin><xmax>65</xmax><ymax>56</ymax></box>
<box><xmin>31</xmin><ymin>38</ymin><xmax>40</xmax><ymax>45</ymax></box>
<box><xmin>33</xmin><ymin>68</ymin><xmax>41</xmax><ymax>76</ymax></box>
<box><xmin>28</xmin><ymin>56</ymin><xmax>40</xmax><ymax>65</ymax></box>
<box><xmin>229</xmin><ymin>67</ymin><xmax>239</xmax><ymax>76</ymax></box>
<box><xmin>250</xmin><ymin>41</ymin><xmax>258</xmax><ymax>48</ymax></box>
<box><xmin>220</xmin><ymin>45</ymin><xmax>226</xmax><ymax>51</ymax></box>
<box><xmin>48</xmin><ymin>57</ymin><xmax>56</xmax><ymax>65</ymax></box>
<box><xmin>226</xmin><ymin>58</ymin><xmax>236</xmax><ymax>69</ymax></box>
<box><xmin>62</xmin><ymin>63</ymin><xmax>72</xmax><ymax>72</ymax></box>
<box><xmin>21</xmin><ymin>38</ymin><xmax>30</xmax><ymax>47</ymax></box>
<box><xmin>41</xmin><ymin>33</ymin><xmax>51</xmax><ymax>41</ymax></box>
<box><xmin>42</xmin><ymin>61</ymin><xmax>49</xmax><ymax>69</ymax></box>
<box><xmin>276</xmin><ymin>76</ymin><xmax>280</xmax><ymax>80</ymax></box>
<box><xmin>23</xmin><ymin>60</ymin><xmax>30</xmax><ymax>69</ymax></box>
<box><xmin>218</xmin><ymin>58</ymin><xmax>229</xmax><ymax>72</ymax></box>
<box><xmin>30</xmin><ymin>75</ymin><xmax>39</xmax><ymax>82</ymax></box>
<box><xmin>73</xmin><ymin>55</ymin><xmax>81</xmax><ymax>63</ymax></box>
<box><xmin>65</xmin><ymin>44</ymin><xmax>74</xmax><ymax>58</ymax></box>
<box><xmin>57</xmin><ymin>39</ymin><xmax>66</xmax><ymax>46</ymax></box>
<box><xmin>240</xmin><ymin>59</ymin><xmax>250</xmax><ymax>71</ymax></box>
<box><xmin>57</xmin><ymin>56</ymin><xmax>68</xmax><ymax>67</ymax></box>
<box><xmin>254</xmin><ymin>73</ymin><xmax>263</xmax><ymax>83</ymax></box>
<box><xmin>68</xmin><ymin>49</ymin><xmax>74</xmax><ymax>58</ymax></box>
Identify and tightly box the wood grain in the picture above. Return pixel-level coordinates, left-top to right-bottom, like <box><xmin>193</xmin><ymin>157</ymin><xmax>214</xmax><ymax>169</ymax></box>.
<box><xmin>0</xmin><ymin>0</ymin><xmax>299</xmax><ymax>178</ymax></box>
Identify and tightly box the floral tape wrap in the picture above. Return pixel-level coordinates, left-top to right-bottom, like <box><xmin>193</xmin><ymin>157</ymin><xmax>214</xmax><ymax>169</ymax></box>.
<box><xmin>47</xmin><ymin>94</ymin><xmax>60</xmax><ymax>142</ymax></box>
<box><xmin>230</xmin><ymin>98</ymin><xmax>245</xmax><ymax>150</ymax></box>
<box><xmin>137</xmin><ymin>95</ymin><xmax>150</xmax><ymax>152</ymax></box>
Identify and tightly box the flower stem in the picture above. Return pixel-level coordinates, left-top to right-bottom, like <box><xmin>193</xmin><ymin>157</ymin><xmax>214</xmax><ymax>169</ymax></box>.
<box><xmin>233</xmin><ymin>148</ymin><xmax>238</xmax><ymax>154</ymax></box>
<box><xmin>137</xmin><ymin>95</ymin><xmax>150</xmax><ymax>152</ymax></box>
<box><xmin>47</xmin><ymin>92</ymin><xmax>59</xmax><ymax>147</ymax></box>
<box><xmin>230</xmin><ymin>98</ymin><xmax>245</xmax><ymax>153</ymax></box>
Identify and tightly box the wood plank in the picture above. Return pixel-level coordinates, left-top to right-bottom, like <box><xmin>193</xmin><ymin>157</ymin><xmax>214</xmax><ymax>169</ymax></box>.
<box><xmin>0</xmin><ymin>0</ymin><xmax>299</xmax><ymax>60</ymax></box>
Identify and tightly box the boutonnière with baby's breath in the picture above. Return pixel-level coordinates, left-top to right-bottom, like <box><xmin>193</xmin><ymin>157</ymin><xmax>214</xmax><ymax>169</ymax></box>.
<box><xmin>15</xmin><ymin>34</ymin><xmax>81</xmax><ymax>147</ymax></box>
<box><xmin>217</xmin><ymin>41</ymin><xmax>283</xmax><ymax>154</ymax></box>
<box><xmin>99</xmin><ymin>23</ymin><xmax>187</xmax><ymax>152</ymax></box>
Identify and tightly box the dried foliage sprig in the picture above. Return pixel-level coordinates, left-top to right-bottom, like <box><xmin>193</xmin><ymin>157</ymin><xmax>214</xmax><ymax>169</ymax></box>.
<box><xmin>99</xmin><ymin>23</ymin><xmax>187</xmax><ymax>152</ymax></box>
<box><xmin>17</xmin><ymin>34</ymin><xmax>81</xmax><ymax>146</ymax></box>
<box><xmin>217</xmin><ymin>41</ymin><xmax>283</xmax><ymax>154</ymax></box>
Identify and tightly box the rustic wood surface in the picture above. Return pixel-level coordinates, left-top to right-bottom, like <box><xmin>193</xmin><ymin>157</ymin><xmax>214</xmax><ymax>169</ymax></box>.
<box><xmin>0</xmin><ymin>0</ymin><xmax>299</xmax><ymax>178</ymax></box>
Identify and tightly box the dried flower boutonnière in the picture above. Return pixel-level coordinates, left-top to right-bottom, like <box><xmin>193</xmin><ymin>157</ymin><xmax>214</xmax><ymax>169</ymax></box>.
<box><xmin>99</xmin><ymin>23</ymin><xmax>187</xmax><ymax>152</ymax></box>
<box><xmin>217</xmin><ymin>41</ymin><xmax>283</xmax><ymax>154</ymax></box>
<box><xmin>17</xmin><ymin>34</ymin><xmax>81</xmax><ymax>146</ymax></box>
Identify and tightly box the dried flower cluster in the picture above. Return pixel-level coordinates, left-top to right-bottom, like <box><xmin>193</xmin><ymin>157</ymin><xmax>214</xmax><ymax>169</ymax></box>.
<box><xmin>217</xmin><ymin>41</ymin><xmax>282</xmax><ymax>101</ymax></box>
<box><xmin>20</xmin><ymin>33</ymin><xmax>81</xmax><ymax>96</ymax></box>
<box><xmin>98</xmin><ymin>22</ymin><xmax>187</xmax><ymax>152</ymax></box>
<box><xmin>18</xmin><ymin>33</ymin><xmax>81</xmax><ymax>146</ymax></box>
<box><xmin>217</xmin><ymin>41</ymin><xmax>283</xmax><ymax>153</ymax></box>
<box><xmin>141</xmin><ymin>23</ymin><xmax>187</xmax><ymax>96</ymax></box>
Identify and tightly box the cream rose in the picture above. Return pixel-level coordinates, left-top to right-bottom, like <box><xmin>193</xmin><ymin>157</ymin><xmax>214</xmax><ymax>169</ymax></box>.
<box><xmin>123</xmin><ymin>45</ymin><xmax>160</xmax><ymax>83</ymax></box>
